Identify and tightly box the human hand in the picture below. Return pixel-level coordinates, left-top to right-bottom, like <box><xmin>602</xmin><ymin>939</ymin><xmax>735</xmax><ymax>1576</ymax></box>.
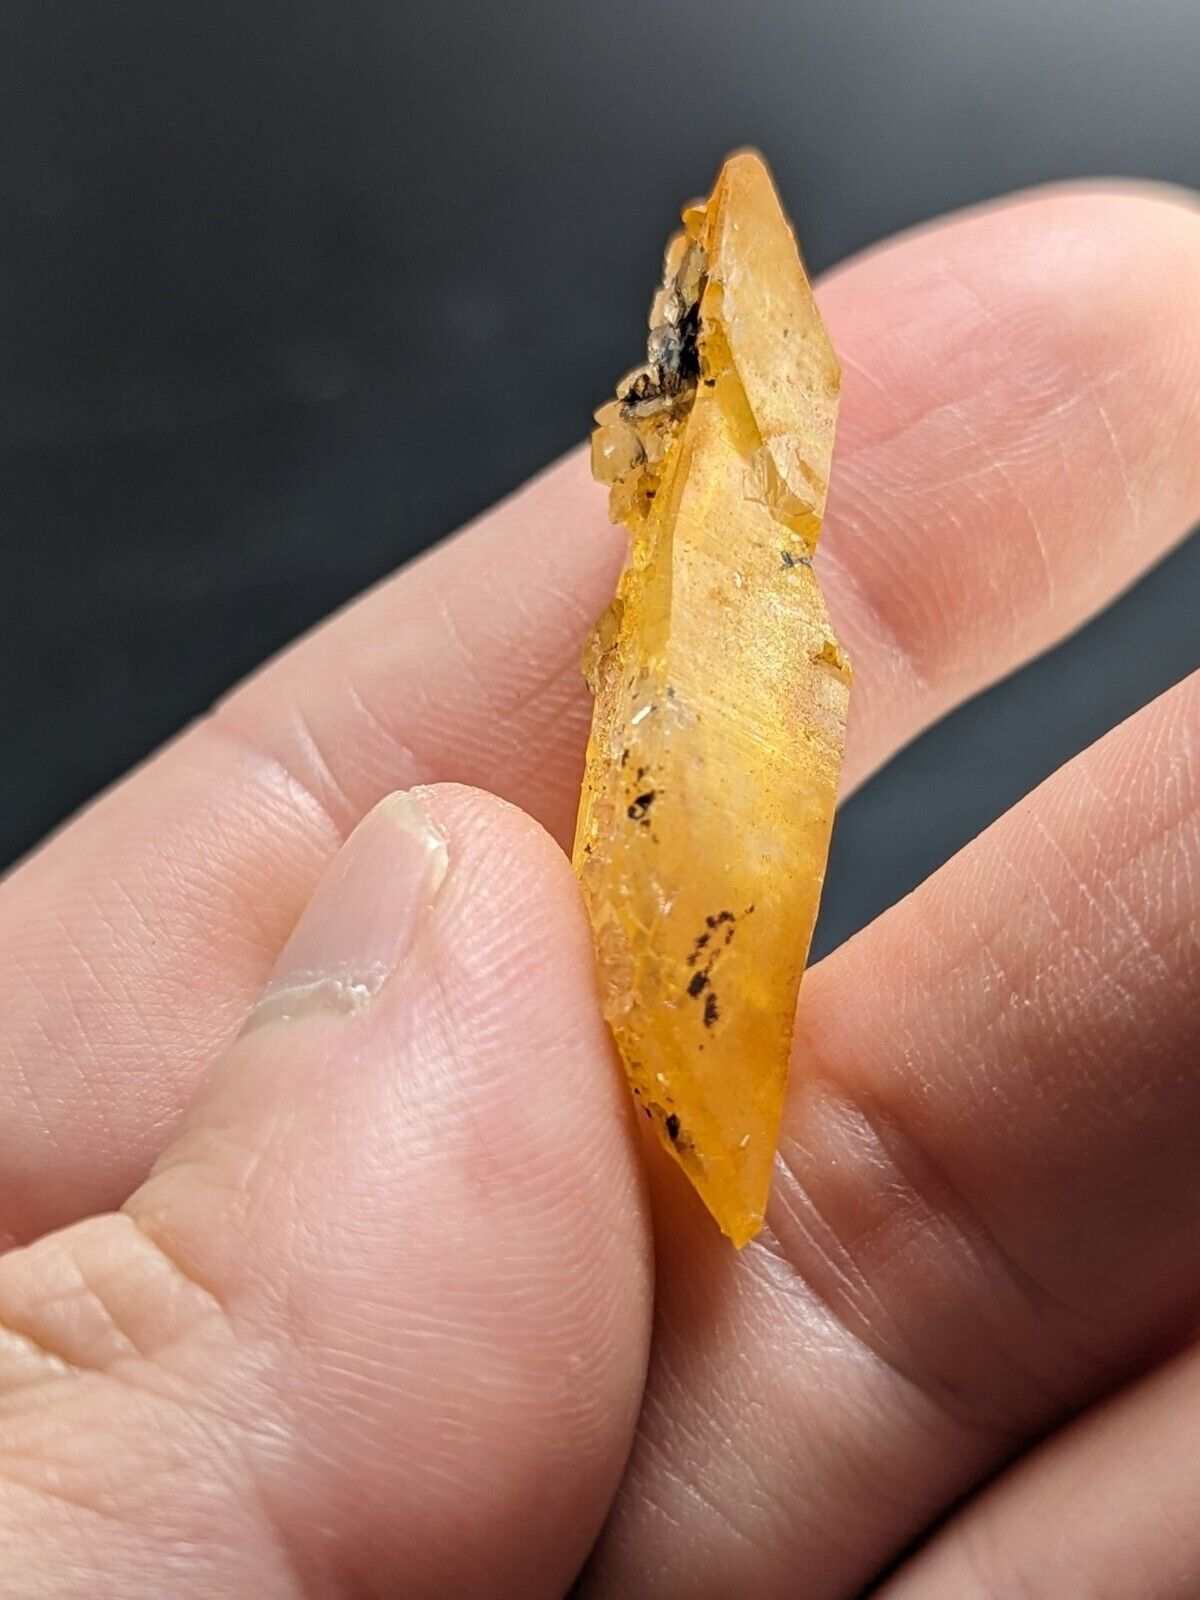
<box><xmin>0</xmin><ymin>182</ymin><xmax>1197</xmax><ymax>1599</ymax></box>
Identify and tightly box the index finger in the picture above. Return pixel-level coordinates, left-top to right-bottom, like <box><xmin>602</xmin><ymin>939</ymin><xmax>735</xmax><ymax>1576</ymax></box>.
<box><xmin>2</xmin><ymin>182</ymin><xmax>1199</xmax><ymax>1246</ymax></box>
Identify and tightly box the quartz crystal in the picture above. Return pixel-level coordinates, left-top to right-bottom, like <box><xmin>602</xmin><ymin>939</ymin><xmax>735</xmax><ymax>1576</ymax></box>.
<box><xmin>573</xmin><ymin>151</ymin><xmax>848</xmax><ymax>1246</ymax></box>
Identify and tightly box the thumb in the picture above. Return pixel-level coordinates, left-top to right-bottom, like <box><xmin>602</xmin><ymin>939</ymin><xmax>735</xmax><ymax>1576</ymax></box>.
<box><xmin>0</xmin><ymin>786</ymin><xmax>651</xmax><ymax>1600</ymax></box>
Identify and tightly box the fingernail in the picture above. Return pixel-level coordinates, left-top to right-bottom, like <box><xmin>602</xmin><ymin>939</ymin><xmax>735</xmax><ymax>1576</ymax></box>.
<box><xmin>245</xmin><ymin>790</ymin><xmax>448</xmax><ymax>1031</ymax></box>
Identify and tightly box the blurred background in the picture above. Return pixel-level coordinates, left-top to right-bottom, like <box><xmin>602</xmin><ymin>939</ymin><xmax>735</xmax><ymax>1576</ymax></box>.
<box><xmin>1</xmin><ymin>0</ymin><xmax>1197</xmax><ymax>949</ymax></box>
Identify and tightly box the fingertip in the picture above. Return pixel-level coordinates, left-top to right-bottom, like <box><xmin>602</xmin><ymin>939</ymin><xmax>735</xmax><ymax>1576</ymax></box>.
<box><xmin>126</xmin><ymin>780</ymin><xmax>651</xmax><ymax>1599</ymax></box>
<box><xmin>978</xmin><ymin>182</ymin><xmax>1200</xmax><ymax>400</ymax></box>
<box><xmin>959</xmin><ymin>183</ymin><xmax>1200</xmax><ymax>545</ymax></box>
<box><xmin>817</xmin><ymin>180</ymin><xmax>1200</xmax><ymax>784</ymax></box>
<box><xmin>1036</xmin><ymin>187</ymin><xmax>1200</xmax><ymax>542</ymax></box>
<box><xmin>830</xmin><ymin>181</ymin><xmax>1200</xmax><ymax>475</ymax></box>
<box><xmin>405</xmin><ymin>781</ymin><xmax>603</xmax><ymax>1040</ymax></box>
<box><xmin>397</xmin><ymin>779</ymin><xmax>651</xmax><ymax>1261</ymax></box>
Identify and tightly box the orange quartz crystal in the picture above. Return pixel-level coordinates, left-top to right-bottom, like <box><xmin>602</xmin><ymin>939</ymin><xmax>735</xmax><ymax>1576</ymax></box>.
<box><xmin>573</xmin><ymin>150</ymin><xmax>848</xmax><ymax>1246</ymax></box>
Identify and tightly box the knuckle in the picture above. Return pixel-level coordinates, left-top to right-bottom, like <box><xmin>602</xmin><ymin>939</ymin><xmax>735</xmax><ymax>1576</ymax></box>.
<box><xmin>768</xmin><ymin>1059</ymin><xmax>1106</xmax><ymax>1436</ymax></box>
<box><xmin>0</xmin><ymin>1211</ymin><xmax>234</xmax><ymax>1393</ymax></box>
<box><xmin>0</xmin><ymin>1215</ymin><xmax>299</xmax><ymax>1586</ymax></box>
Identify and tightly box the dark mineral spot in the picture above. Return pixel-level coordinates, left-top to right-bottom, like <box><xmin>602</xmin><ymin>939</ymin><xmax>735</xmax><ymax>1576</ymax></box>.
<box><xmin>703</xmin><ymin>992</ymin><xmax>720</xmax><ymax>1029</ymax></box>
<box><xmin>665</xmin><ymin>1113</ymin><xmax>681</xmax><ymax>1141</ymax></box>
<box><xmin>627</xmin><ymin>789</ymin><xmax>657</xmax><ymax>824</ymax></box>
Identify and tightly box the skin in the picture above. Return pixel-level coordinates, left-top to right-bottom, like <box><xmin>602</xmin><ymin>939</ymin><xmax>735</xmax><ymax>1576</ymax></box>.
<box><xmin>0</xmin><ymin>181</ymin><xmax>1197</xmax><ymax>1598</ymax></box>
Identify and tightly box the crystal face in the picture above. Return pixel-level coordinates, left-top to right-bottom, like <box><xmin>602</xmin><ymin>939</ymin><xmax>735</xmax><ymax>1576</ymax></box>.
<box><xmin>573</xmin><ymin>150</ymin><xmax>848</xmax><ymax>1247</ymax></box>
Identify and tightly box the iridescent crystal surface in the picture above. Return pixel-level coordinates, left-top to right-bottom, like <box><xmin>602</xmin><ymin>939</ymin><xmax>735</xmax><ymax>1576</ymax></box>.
<box><xmin>574</xmin><ymin>151</ymin><xmax>848</xmax><ymax>1246</ymax></box>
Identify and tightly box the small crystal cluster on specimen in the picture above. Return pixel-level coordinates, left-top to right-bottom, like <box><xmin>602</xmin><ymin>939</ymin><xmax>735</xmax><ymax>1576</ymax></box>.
<box><xmin>573</xmin><ymin>151</ymin><xmax>848</xmax><ymax>1246</ymax></box>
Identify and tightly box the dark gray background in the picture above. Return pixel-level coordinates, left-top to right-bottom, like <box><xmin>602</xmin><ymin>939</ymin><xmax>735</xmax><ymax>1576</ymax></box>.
<box><xmin>2</xmin><ymin>0</ymin><xmax>1197</xmax><ymax>950</ymax></box>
